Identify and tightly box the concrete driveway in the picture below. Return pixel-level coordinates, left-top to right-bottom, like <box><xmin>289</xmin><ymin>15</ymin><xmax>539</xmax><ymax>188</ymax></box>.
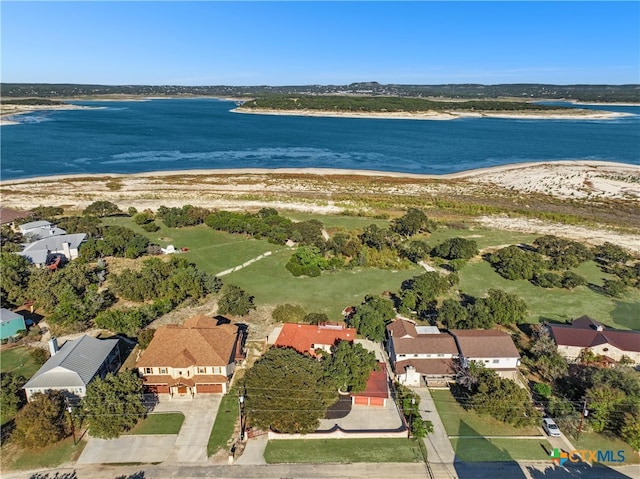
<box><xmin>78</xmin><ymin>394</ymin><xmax>221</xmax><ymax>464</ymax></box>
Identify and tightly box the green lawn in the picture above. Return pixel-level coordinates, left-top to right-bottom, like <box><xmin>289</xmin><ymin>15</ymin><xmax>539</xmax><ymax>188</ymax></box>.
<box><xmin>3</xmin><ymin>437</ymin><xmax>86</xmax><ymax>471</ymax></box>
<box><xmin>264</xmin><ymin>438</ymin><xmax>424</xmax><ymax>463</ymax></box>
<box><xmin>125</xmin><ymin>412</ymin><xmax>184</xmax><ymax>435</ymax></box>
<box><xmin>208</xmin><ymin>390</ymin><xmax>240</xmax><ymax>456</ymax></box>
<box><xmin>0</xmin><ymin>346</ymin><xmax>41</xmax><ymax>379</ymax></box>
<box><xmin>450</xmin><ymin>438</ymin><xmax>552</xmax><ymax>462</ymax></box>
<box><xmin>572</xmin><ymin>432</ymin><xmax>640</xmax><ymax>465</ymax></box>
<box><xmin>430</xmin><ymin>389</ymin><xmax>540</xmax><ymax>437</ymax></box>
<box><xmin>457</xmin><ymin>260</ymin><xmax>640</xmax><ymax>330</ymax></box>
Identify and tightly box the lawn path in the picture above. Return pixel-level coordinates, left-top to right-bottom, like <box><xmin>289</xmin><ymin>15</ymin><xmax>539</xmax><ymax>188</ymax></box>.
<box><xmin>216</xmin><ymin>250</ymin><xmax>284</xmax><ymax>277</ymax></box>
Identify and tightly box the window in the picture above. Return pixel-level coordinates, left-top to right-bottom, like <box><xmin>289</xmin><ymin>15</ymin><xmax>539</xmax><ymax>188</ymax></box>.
<box><xmin>159</xmin><ymin>368</ymin><xmax>167</xmax><ymax>374</ymax></box>
<box><xmin>414</xmin><ymin>354</ymin><xmax>419</xmax><ymax>358</ymax></box>
<box><xmin>198</xmin><ymin>367</ymin><xmax>206</xmax><ymax>374</ymax></box>
<box><xmin>145</xmin><ymin>367</ymin><xmax>152</xmax><ymax>374</ymax></box>
<box><xmin>484</xmin><ymin>360</ymin><xmax>490</xmax><ymax>363</ymax></box>
<box><xmin>437</xmin><ymin>354</ymin><xmax>444</xmax><ymax>357</ymax></box>
<box><xmin>493</xmin><ymin>359</ymin><xmax>499</xmax><ymax>364</ymax></box>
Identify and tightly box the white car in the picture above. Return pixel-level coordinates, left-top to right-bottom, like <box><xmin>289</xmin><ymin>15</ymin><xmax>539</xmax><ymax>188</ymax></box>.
<box><xmin>542</xmin><ymin>418</ymin><xmax>561</xmax><ymax>437</ymax></box>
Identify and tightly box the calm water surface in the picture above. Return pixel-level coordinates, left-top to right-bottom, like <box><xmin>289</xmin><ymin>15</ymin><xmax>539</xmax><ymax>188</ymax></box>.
<box><xmin>1</xmin><ymin>99</ymin><xmax>639</xmax><ymax>180</ymax></box>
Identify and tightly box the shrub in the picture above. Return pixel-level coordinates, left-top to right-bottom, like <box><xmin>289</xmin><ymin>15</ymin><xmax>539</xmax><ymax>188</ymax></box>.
<box><xmin>272</xmin><ymin>304</ymin><xmax>307</xmax><ymax>323</ymax></box>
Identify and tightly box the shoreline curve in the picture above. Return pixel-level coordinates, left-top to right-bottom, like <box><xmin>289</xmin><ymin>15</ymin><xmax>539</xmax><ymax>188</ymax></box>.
<box><xmin>2</xmin><ymin>160</ymin><xmax>639</xmax><ymax>186</ymax></box>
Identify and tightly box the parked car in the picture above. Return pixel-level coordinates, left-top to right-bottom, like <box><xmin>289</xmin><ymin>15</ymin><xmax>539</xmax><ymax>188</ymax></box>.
<box><xmin>542</xmin><ymin>418</ymin><xmax>561</xmax><ymax>437</ymax></box>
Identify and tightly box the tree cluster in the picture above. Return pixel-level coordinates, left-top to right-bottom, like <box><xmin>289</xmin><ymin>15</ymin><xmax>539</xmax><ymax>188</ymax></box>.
<box><xmin>438</xmin><ymin>288</ymin><xmax>528</xmax><ymax>329</ymax></box>
<box><xmin>81</xmin><ymin>225</ymin><xmax>150</xmax><ymax>260</ymax></box>
<box><xmin>217</xmin><ymin>284</ymin><xmax>256</xmax><ymax>316</ymax></box>
<box><xmin>349</xmin><ymin>294</ymin><xmax>396</xmax><ymax>341</ymax></box>
<box><xmin>395</xmin><ymin>382</ymin><xmax>433</xmax><ymax>438</ymax></box>
<box><xmin>157</xmin><ymin>205</ymin><xmax>210</xmax><ymax>228</ymax></box>
<box><xmin>431</xmin><ymin>237</ymin><xmax>478</xmax><ymax>261</ymax></box>
<box><xmin>398</xmin><ymin>271</ymin><xmax>458</xmax><ymax>320</ymax></box>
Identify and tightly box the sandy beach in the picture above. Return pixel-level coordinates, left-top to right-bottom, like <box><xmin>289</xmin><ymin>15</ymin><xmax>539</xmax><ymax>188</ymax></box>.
<box><xmin>2</xmin><ymin>160</ymin><xmax>639</xmax><ymax>252</ymax></box>
<box><xmin>0</xmin><ymin>103</ymin><xmax>94</xmax><ymax>126</ymax></box>
<box><xmin>232</xmin><ymin>107</ymin><xmax>634</xmax><ymax>121</ymax></box>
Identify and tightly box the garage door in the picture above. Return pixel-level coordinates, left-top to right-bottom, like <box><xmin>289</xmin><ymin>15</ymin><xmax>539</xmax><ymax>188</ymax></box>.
<box><xmin>146</xmin><ymin>384</ymin><xmax>170</xmax><ymax>394</ymax></box>
<box><xmin>353</xmin><ymin>396</ymin><xmax>369</xmax><ymax>405</ymax></box>
<box><xmin>197</xmin><ymin>383</ymin><xmax>223</xmax><ymax>393</ymax></box>
<box><xmin>370</xmin><ymin>397</ymin><xmax>385</xmax><ymax>407</ymax></box>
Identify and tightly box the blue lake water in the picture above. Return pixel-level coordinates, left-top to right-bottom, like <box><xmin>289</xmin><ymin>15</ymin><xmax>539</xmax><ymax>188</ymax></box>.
<box><xmin>1</xmin><ymin>99</ymin><xmax>639</xmax><ymax>180</ymax></box>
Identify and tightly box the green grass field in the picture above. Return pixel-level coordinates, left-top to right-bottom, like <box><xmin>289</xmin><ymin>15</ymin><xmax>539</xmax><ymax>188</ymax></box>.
<box><xmin>450</xmin><ymin>438</ymin><xmax>552</xmax><ymax>462</ymax></box>
<box><xmin>208</xmin><ymin>390</ymin><xmax>240</xmax><ymax>456</ymax></box>
<box><xmin>573</xmin><ymin>432</ymin><xmax>640</xmax><ymax>465</ymax></box>
<box><xmin>125</xmin><ymin>412</ymin><xmax>184</xmax><ymax>435</ymax></box>
<box><xmin>3</xmin><ymin>437</ymin><xmax>86</xmax><ymax>471</ymax></box>
<box><xmin>430</xmin><ymin>389</ymin><xmax>541</xmax><ymax>437</ymax></box>
<box><xmin>0</xmin><ymin>346</ymin><xmax>41</xmax><ymax>379</ymax></box>
<box><xmin>264</xmin><ymin>438</ymin><xmax>424</xmax><ymax>463</ymax></box>
<box><xmin>103</xmin><ymin>215</ymin><xmax>640</xmax><ymax>327</ymax></box>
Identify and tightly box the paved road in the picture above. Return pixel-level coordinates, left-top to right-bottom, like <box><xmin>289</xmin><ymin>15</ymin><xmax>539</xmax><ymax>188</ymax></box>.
<box><xmin>5</xmin><ymin>462</ymin><xmax>638</xmax><ymax>479</ymax></box>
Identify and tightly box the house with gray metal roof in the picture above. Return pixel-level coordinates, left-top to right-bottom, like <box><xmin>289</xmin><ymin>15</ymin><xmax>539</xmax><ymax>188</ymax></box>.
<box><xmin>19</xmin><ymin>220</ymin><xmax>67</xmax><ymax>240</ymax></box>
<box><xmin>18</xmin><ymin>233</ymin><xmax>86</xmax><ymax>266</ymax></box>
<box><xmin>23</xmin><ymin>335</ymin><xmax>121</xmax><ymax>401</ymax></box>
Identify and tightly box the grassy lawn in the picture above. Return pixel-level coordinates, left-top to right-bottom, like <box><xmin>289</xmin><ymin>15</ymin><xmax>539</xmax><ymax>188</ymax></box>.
<box><xmin>573</xmin><ymin>432</ymin><xmax>640</xmax><ymax>465</ymax></box>
<box><xmin>3</xmin><ymin>437</ymin><xmax>86</xmax><ymax>471</ymax></box>
<box><xmin>208</xmin><ymin>390</ymin><xmax>240</xmax><ymax>456</ymax></box>
<box><xmin>457</xmin><ymin>260</ymin><xmax>640</xmax><ymax>330</ymax></box>
<box><xmin>125</xmin><ymin>412</ymin><xmax>184</xmax><ymax>435</ymax></box>
<box><xmin>450</xmin><ymin>438</ymin><xmax>552</xmax><ymax>462</ymax></box>
<box><xmin>264</xmin><ymin>438</ymin><xmax>423</xmax><ymax>463</ymax></box>
<box><xmin>0</xmin><ymin>346</ymin><xmax>41</xmax><ymax>379</ymax></box>
<box><xmin>430</xmin><ymin>389</ymin><xmax>540</xmax><ymax>437</ymax></box>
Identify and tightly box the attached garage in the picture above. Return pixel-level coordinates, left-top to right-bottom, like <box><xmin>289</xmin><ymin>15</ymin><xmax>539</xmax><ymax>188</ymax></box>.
<box><xmin>350</xmin><ymin>362</ymin><xmax>389</xmax><ymax>407</ymax></box>
<box><xmin>353</xmin><ymin>396</ymin><xmax>369</xmax><ymax>406</ymax></box>
<box><xmin>146</xmin><ymin>384</ymin><xmax>170</xmax><ymax>394</ymax></box>
<box><xmin>196</xmin><ymin>383</ymin><xmax>224</xmax><ymax>394</ymax></box>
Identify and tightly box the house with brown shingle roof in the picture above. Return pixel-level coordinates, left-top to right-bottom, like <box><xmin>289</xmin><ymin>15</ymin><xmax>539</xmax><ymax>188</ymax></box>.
<box><xmin>450</xmin><ymin>329</ymin><xmax>521</xmax><ymax>380</ymax></box>
<box><xmin>549</xmin><ymin>316</ymin><xmax>640</xmax><ymax>365</ymax></box>
<box><xmin>386</xmin><ymin>318</ymin><xmax>458</xmax><ymax>386</ymax></box>
<box><xmin>0</xmin><ymin>208</ymin><xmax>32</xmax><ymax>230</ymax></box>
<box><xmin>135</xmin><ymin>315</ymin><xmax>246</xmax><ymax>397</ymax></box>
<box><xmin>273</xmin><ymin>322</ymin><xmax>356</xmax><ymax>356</ymax></box>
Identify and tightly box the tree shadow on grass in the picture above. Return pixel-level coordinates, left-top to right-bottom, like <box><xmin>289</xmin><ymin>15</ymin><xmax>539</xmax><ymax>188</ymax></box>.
<box><xmin>609</xmin><ymin>300</ymin><xmax>640</xmax><ymax>330</ymax></box>
<box><xmin>525</xmin><ymin>463</ymin><xmax>631</xmax><ymax>478</ymax></box>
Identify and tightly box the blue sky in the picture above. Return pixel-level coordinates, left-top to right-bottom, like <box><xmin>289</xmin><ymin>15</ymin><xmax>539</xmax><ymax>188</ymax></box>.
<box><xmin>2</xmin><ymin>1</ymin><xmax>639</xmax><ymax>85</ymax></box>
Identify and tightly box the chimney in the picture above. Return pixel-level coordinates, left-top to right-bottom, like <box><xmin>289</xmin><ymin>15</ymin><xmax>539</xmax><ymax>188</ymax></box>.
<box><xmin>48</xmin><ymin>337</ymin><xmax>59</xmax><ymax>356</ymax></box>
<box><xmin>62</xmin><ymin>242</ymin><xmax>71</xmax><ymax>259</ymax></box>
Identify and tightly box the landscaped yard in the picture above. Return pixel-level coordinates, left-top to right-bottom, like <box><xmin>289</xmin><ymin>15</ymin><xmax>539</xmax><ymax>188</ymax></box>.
<box><xmin>125</xmin><ymin>412</ymin><xmax>184</xmax><ymax>435</ymax></box>
<box><xmin>0</xmin><ymin>346</ymin><xmax>41</xmax><ymax>379</ymax></box>
<box><xmin>208</xmin><ymin>389</ymin><xmax>240</xmax><ymax>456</ymax></box>
<box><xmin>573</xmin><ymin>432</ymin><xmax>640</xmax><ymax>465</ymax></box>
<box><xmin>450</xmin><ymin>438</ymin><xmax>552</xmax><ymax>462</ymax></box>
<box><xmin>264</xmin><ymin>438</ymin><xmax>424</xmax><ymax>463</ymax></box>
<box><xmin>1</xmin><ymin>437</ymin><xmax>86</xmax><ymax>471</ymax></box>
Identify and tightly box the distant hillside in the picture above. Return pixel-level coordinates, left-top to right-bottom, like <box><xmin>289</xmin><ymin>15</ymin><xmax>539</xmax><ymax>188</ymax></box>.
<box><xmin>1</xmin><ymin>82</ymin><xmax>639</xmax><ymax>103</ymax></box>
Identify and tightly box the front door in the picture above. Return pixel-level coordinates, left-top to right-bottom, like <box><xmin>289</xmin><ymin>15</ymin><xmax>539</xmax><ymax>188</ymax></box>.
<box><xmin>177</xmin><ymin>385</ymin><xmax>188</xmax><ymax>395</ymax></box>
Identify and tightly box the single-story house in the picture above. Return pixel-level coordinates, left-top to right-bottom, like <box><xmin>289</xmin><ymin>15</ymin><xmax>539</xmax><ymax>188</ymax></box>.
<box><xmin>351</xmin><ymin>362</ymin><xmax>390</xmax><ymax>407</ymax></box>
<box><xmin>0</xmin><ymin>208</ymin><xmax>32</xmax><ymax>230</ymax></box>
<box><xmin>23</xmin><ymin>335</ymin><xmax>121</xmax><ymax>401</ymax></box>
<box><xmin>19</xmin><ymin>220</ymin><xmax>66</xmax><ymax>241</ymax></box>
<box><xmin>450</xmin><ymin>329</ymin><xmax>521</xmax><ymax>380</ymax></box>
<box><xmin>0</xmin><ymin>308</ymin><xmax>27</xmax><ymax>340</ymax></box>
<box><xmin>273</xmin><ymin>322</ymin><xmax>357</xmax><ymax>356</ymax></box>
<box><xmin>386</xmin><ymin>318</ymin><xmax>458</xmax><ymax>386</ymax></box>
<box><xmin>18</xmin><ymin>233</ymin><xmax>86</xmax><ymax>266</ymax></box>
<box><xmin>136</xmin><ymin>315</ymin><xmax>246</xmax><ymax>397</ymax></box>
<box><xmin>549</xmin><ymin>316</ymin><xmax>640</xmax><ymax>365</ymax></box>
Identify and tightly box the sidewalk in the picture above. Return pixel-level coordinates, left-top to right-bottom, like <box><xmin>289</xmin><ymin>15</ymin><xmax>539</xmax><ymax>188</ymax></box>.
<box><xmin>411</xmin><ymin>386</ymin><xmax>459</xmax><ymax>478</ymax></box>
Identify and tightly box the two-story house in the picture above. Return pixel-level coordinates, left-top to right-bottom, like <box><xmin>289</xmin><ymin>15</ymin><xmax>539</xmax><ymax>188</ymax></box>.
<box><xmin>386</xmin><ymin>318</ymin><xmax>459</xmax><ymax>386</ymax></box>
<box><xmin>136</xmin><ymin>315</ymin><xmax>246</xmax><ymax>397</ymax></box>
<box><xmin>450</xmin><ymin>329</ymin><xmax>521</xmax><ymax>380</ymax></box>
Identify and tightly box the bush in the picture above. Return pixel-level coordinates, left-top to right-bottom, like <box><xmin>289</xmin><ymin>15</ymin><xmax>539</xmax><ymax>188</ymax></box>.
<box><xmin>141</xmin><ymin>222</ymin><xmax>160</xmax><ymax>232</ymax></box>
<box><xmin>272</xmin><ymin>304</ymin><xmax>307</xmax><ymax>323</ymax></box>
<box><xmin>304</xmin><ymin>312</ymin><xmax>329</xmax><ymax>325</ymax></box>
<box><xmin>533</xmin><ymin>382</ymin><xmax>552</xmax><ymax>399</ymax></box>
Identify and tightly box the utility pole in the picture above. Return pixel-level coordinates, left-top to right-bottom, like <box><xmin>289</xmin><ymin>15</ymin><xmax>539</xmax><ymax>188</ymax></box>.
<box><xmin>65</xmin><ymin>397</ymin><xmax>76</xmax><ymax>445</ymax></box>
<box><xmin>238</xmin><ymin>393</ymin><xmax>245</xmax><ymax>442</ymax></box>
<box><xmin>577</xmin><ymin>398</ymin><xmax>588</xmax><ymax>440</ymax></box>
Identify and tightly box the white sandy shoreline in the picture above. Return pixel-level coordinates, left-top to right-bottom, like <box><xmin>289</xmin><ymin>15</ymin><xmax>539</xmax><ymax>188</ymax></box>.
<box><xmin>2</xmin><ymin>160</ymin><xmax>638</xmax><ymax>186</ymax></box>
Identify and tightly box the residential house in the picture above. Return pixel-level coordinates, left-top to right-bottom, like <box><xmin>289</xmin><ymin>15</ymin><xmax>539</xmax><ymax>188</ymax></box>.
<box><xmin>19</xmin><ymin>220</ymin><xmax>66</xmax><ymax>240</ymax></box>
<box><xmin>136</xmin><ymin>315</ymin><xmax>246</xmax><ymax>397</ymax></box>
<box><xmin>23</xmin><ymin>335</ymin><xmax>121</xmax><ymax>401</ymax></box>
<box><xmin>549</xmin><ymin>316</ymin><xmax>640</xmax><ymax>365</ymax></box>
<box><xmin>450</xmin><ymin>329</ymin><xmax>521</xmax><ymax>380</ymax></box>
<box><xmin>386</xmin><ymin>318</ymin><xmax>458</xmax><ymax>386</ymax></box>
<box><xmin>0</xmin><ymin>308</ymin><xmax>27</xmax><ymax>340</ymax></box>
<box><xmin>350</xmin><ymin>362</ymin><xmax>389</xmax><ymax>407</ymax></box>
<box><xmin>273</xmin><ymin>322</ymin><xmax>357</xmax><ymax>356</ymax></box>
<box><xmin>18</xmin><ymin>233</ymin><xmax>86</xmax><ymax>266</ymax></box>
<box><xmin>0</xmin><ymin>208</ymin><xmax>32</xmax><ymax>230</ymax></box>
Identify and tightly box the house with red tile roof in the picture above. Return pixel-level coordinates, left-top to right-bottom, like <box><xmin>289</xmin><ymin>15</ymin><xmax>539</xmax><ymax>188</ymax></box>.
<box><xmin>273</xmin><ymin>322</ymin><xmax>356</xmax><ymax>356</ymax></box>
<box><xmin>386</xmin><ymin>318</ymin><xmax>458</xmax><ymax>386</ymax></box>
<box><xmin>351</xmin><ymin>362</ymin><xmax>389</xmax><ymax>407</ymax></box>
<box><xmin>549</xmin><ymin>316</ymin><xmax>640</xmax><ymax>365</ymax></box>
<box><xmin>135</xmin><ymin>315</ymin><xmax>245</xmax><ymax>397</ymax></box>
